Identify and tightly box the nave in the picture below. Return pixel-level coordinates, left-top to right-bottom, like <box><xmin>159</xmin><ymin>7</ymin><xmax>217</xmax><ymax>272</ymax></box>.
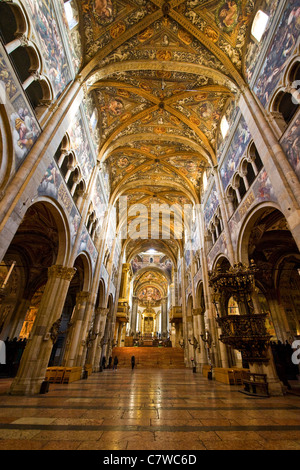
<box><xmin>0</xmin><ymin>368</ymin><xmax>300</xmax><ymax>451</ymax></box>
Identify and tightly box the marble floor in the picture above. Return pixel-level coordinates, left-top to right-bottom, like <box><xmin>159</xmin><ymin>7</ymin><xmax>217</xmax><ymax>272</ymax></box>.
<box><xmin>0</xmin><ymin>368</ymin><xmax>300</xmax><ymax>451</ymax></box>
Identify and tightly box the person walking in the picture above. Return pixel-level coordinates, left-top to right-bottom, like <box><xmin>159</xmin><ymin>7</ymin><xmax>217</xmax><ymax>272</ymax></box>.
<box><xmin>113</xmin><ymin>355</ymin><xmax>118</xmax><ymax>370</ymax></box>
<box><xmin>131</xmin><ymin>355</ymin><xmax>135</xmax><ymax>370</ymax></box>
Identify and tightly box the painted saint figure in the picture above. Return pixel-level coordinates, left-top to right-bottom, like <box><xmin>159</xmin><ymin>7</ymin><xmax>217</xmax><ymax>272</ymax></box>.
<box><xmin>94</xmin><ymin>0</ymin><xmax>114</xmax><ymax>23</ymax></box>
<box><xmin>216</xmin><ymin>0</ymin><xmax>239</xmax><ymax>32</ymax></box>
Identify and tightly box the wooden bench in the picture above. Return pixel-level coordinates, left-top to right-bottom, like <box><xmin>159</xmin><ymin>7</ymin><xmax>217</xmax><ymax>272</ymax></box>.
<box><xmin>45</xmin><ymin>367</ymin><xmax>58</xmax><ymax>383</ymax></box>
<box><xmin>84</xmin><ymin>364</ymin><xmax>92</xmax><ymax>377</ymax></box>
<box><xmin>54</xmin><ymin>367</ymin><xmax>66</xmax><ymax>383</ymax></box>
<box><xmin>241</xmin><ymin>373</ymin><xmax>269</xmax><ymax>397</ymax></box>
<box><xmin>63</xmin><ymin>367</ymin><xmax>82</xmax><ymax>384</ymax></box>
<box><xmin>214</xmin><ymin>367</ymin><xmax>235</xmax><ymax>385</ymax></box>
<box><xmin>46</xmin><ymin>366</ymin><xmax>83</xmax><ymax>384</ymax></box>
<box><xmin>231</xmin><ymin>367</ymin><xmax>250</xmax><ymax>385</ymax></box>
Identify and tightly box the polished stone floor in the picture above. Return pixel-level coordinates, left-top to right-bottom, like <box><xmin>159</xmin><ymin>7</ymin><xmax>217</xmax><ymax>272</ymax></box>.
<box><xmin>0</xmin><ymin>368</ymin><xmax>300</xmax><ymax>450</ymax></box>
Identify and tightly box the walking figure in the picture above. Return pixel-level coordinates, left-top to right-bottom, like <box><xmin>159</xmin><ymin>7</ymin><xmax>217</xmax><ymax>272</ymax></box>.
<box><xmin>113</xmin><ymin>356</ymin><xmax>118</xmax><ymax>370</ymax></box>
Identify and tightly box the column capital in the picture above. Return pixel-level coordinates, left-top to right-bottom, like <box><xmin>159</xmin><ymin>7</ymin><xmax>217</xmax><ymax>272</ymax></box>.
<box><xmin>192</xmin><ymin>307</ymin><xmax>204</xmax><ymax>316</ymax></box>
<box><xmin>96</xmin><ymin>307</ymin><xmax>109</xmax><ymax>317</ymax></box>
<box><xmin>122</xmin><ymin>263</ymin><xmax>131</xmax><ymax>272</ymax></box>
<box><xmin>76</xmin><ymin>291</ymin><xmax>90</xmax><ymax>302</ymax></box>
<box><xmin>16</xmin><ymin>33</ymin><xmax>29</xmax><ymax>47</ymax></box>
<box><xmin>48</xmin><ymin>265</ymin><xmax>77</xmax><ymax>281</ymax></box>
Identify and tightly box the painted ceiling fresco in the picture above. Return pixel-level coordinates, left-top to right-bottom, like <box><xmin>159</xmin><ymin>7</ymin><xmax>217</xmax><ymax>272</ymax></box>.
<box><xmin>70</xmin><ymin>0</ymin><xmax>258</xmax><ymax>261</ymax></box>
<box><xmin>134</xmin><ymin>268</ymin><xmax>168</xmax><ymax>305</ymax></box>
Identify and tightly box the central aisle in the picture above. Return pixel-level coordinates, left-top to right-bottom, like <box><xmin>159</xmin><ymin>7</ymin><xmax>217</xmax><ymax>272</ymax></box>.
<box><xmin>0</xmin><ymin>369</ymin><xmax>300</xmax><ymax>450</ymax></box>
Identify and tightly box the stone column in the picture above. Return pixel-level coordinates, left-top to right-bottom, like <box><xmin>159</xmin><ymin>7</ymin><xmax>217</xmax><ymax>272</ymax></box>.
<box><xmin>63</xmin><ymin>291</ymin><xmax>90</xmax><ymax>368</ymax></box>
<box><xmin>119</xmin><ymin>263</ymin><xmax>131</xmax><ymax>300</ymax></box>
<box><xmin>196</xmin><ymin>200</ymin><xmax>221</xmax><ymax>368</ymax></box>
<box><xmin>116</xmin><ymin>321</ymin><xmax>123</xmax><ymax>346</ymax></box>
<box><xmin>138</xmin><ymin>310</ymin><xmax>142</xmax><ymax>333</ymax></box>
<box><xmin>9</xmin><ymin>265</ymin><xmax>76</xmax><ymax>395</ymax></box>
<box><xmin>101</xmin><ymin>310</ymin><xmax>113</xmax><ymax>363</ymax></box>
<box><xmin>161</xmin><ymin>297</ymin><xmax>168</xmax><ymax>337</ymax></box>
<box><xmin>193</xmin><ymin>308</ymin><xmax>207</xmax><ymax>371</ymax></box>
<box><xmin>88</xmin><ymin>307</ymin><xmax>109</xmax><ymax>371</ymax></box>
<box><xmin>130</xmin><ymin>296</ymin><xmax>138</xmax><ymax>335</ymax></box>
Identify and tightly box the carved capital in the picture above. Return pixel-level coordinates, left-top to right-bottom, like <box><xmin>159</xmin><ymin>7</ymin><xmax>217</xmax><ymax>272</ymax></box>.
<box><xmin>32</xmin><ymin>71</ymin><xmax>42</xmax><ymax>81</ymax></box>
<box><xmin>96</xmin><ymin>307</ymin><xmax>109</xmax><ymax>317</ymax></box>
<box><xmin>48</xmin><ymin>265</ymin><xmax>77</xmax><ymax>281</ymax></box>
<box><xmin>192</xmin><ymin>307</ymin><xmax>203</xmax><ymax>316</ymax></box>
<box><xmin>16</xmin><ymin>33</ymin><xmax>29</xmax><ymax>47</ymax></box>
<box><xmin>76</xmin><ymin>291</ymin><xmax>90</xmax><ymax>303</ymax></box>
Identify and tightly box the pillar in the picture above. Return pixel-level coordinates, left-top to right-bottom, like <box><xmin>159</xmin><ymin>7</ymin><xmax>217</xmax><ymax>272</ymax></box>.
<box><xmin>119</xmin><ymin>263</ymin><xmax>131</xmax><ymax>300</ymax></box>
<box><xmin>161</xmin><ymin>297</ymin><xmax>168</xmax><ymax>337</ymax></box>
<box><xmin>193</xmin><ymin>308</ymin><xmax>208</xmax><ymax>371</ymax></box>
<box><xmin>63</xmin><ymin>291</ymin><xmax>90</xmax><ymax>368</ymax></box>
<box><xmin>9</xmin><ymin>265</ymin><xmax>76</xmax><ymax>395</ymax></box>
<box><xmin>130</xmin><ymin>296</ymin><xmax>138</xmax><ymax>335</ymax></box>
<box><xmin>88</xmin><ymin>307</ymin><xmax>109</xmax><ymax>371</ymax></box>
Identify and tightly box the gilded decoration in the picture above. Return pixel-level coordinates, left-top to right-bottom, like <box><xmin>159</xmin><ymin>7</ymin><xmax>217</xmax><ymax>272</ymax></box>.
<box><xmin>19</xmin><ymin>0</ymin><xmax>262</xmax><ymax>273</ymax></box>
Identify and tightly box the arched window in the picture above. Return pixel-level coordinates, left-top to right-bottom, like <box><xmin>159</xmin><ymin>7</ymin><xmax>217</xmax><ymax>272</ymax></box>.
<box><xmin>237</xmin><ymin>175</ymin><xmax>246</xmax><ymax>200</ymax></box>
<box><xmin>245</xmin><ymin>161</ymin><xmax>256</xmax><ymax>187</ymax></box>
<box><xmin>277</xmin><ymin>91</ymin><xmax>299</xmax><ymax>125</ymax></box>
<box><xmin>227</xmin><ymin>186</ymin><xmax>239</xmax><ymax>215</ymax></box>
<box><xmin>251</xmin><ymin>10</ymin><xmax>269</xmax><ymax>42</ymax></box>
<box><xmin>0</xmin><ymin>2</ymin><xmax>52</xmax><ymax>115</ymax></box>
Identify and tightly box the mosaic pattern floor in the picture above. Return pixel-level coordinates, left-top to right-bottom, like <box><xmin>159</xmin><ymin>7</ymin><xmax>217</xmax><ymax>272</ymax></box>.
<box><xmin>0</xmin><ymin>369</ymin><xmax>300</xmax><ymax>450</ymax></box>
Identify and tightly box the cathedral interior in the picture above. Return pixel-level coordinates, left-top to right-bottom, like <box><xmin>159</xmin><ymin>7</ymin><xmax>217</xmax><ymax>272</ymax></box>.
<box><xmin>0</xmin><ymin>0</ymin><xmax>300</xmax><ymax>452</ymax></box>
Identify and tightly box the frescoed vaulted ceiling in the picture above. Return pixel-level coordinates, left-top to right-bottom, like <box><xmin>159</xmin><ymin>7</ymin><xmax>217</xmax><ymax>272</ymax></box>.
<box><xmin>133</xmin><ymin>268</ymin><xmax>169</xmax><ymax>305</ymax></box>
<box><xmin>74</xmin><ymin>0</ymin><xmax>257</xmax><ymax>261</ymax></box>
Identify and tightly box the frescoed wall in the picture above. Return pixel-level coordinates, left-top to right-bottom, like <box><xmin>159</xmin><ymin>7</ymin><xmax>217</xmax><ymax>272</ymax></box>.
<box><xmin>1</xmin><ymin>44</ymin><xmax>40</xmax><ymax>171</ymax></box>
<box><xmin>207</xmin><ymin>232</ymin><xmax>228</xmax><ymax>270</ymax></box>
<box><xmin>204</xmin><ymin>183</ymin><xmax>219</xmax><ymax>227</ymax></box>
<box><xmin>219</xmin><ymin>116</ymin><xmax>252</xmax><ymax>189</ymax></box>
<box><xmin>216</xmin><ymin>102</ymin><xmax>240</xmax><ymax>161</ymax></box>
<box><xmin>138</xmin><ymin>287</ymin><xmax>162</xmax><ymax>302</ymax></box>
<box><xmin>281</xmin><ymin>112</ymin><xmax>300</xmax><ymax>181</ymax></box>
<box><xmin>83</xmin><ymin>93</ymin><xmax>101</xmax><ymax>154</ymax></box>
<box><xmin>244</xmin><ymin>0</ymin><xmax>280</xmax><ymax>84</ymax></box>
<box><xmin>77</xmin><ymin>226</ymin><xmax>98</xmax><ymax>272</ymax></box>
<box><xmin>37</xmin><ymin>160</ymin><xmax>99</xmax><ymax>271</ymax></box>
<box><xmin>253</xmin><ymin>0</ymin><xmax>300</xmax><ymax>108</ymax></box>
<box><xmin>228</xmin><ymin>168</ymin><xmax>277</xmax><ymax>251</ymax></box>
<box><xmin>25</xmin><ymin>0</ymin><xmax>71</xmax><ymax>97</ymax></box>
<box><xmin>92</xmin><ymin>174</ymin><xmax>107</xmax><ymax>231</ymax></box>
<box><xmin>67</xmin><ymin>108</ymin><xmax>96</xmax><ymax>184</ymax></box>
<box><xmin>37</xmin><ymin>160</ymin><xmax>80</xmax><ymax>248</ymax></box>
<box><xmin>58</xmin><ymin>0</ymin><xmax>82</xmax><ymax>74</ymax></box>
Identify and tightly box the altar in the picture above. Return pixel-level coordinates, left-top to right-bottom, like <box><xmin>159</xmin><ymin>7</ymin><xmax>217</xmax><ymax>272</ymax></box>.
<box><xmin>142</xmin><ymin>333</ymin><xmax>154</xmax><ymax>347</ymax></box>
